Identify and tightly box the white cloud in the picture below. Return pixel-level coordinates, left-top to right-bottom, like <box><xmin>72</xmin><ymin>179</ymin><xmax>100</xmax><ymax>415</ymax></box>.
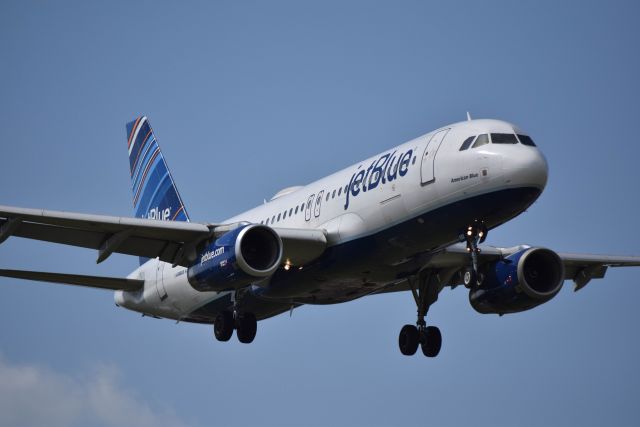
<box><xmin>0</xmin><ymin>355</ymin><xmax>193</xmax><ymax>427</ymax></box>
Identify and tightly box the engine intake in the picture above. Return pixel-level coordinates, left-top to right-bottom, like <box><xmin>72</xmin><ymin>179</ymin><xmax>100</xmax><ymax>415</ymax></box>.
<box><xmin>469</xmin><ymin>247</ymin><xmax>564</xmax><ymax>315</ymax></box>
<box><xmin>188</xmin><ymin>224</ymin><xmax>283</xmax><ymax>292</ymax></box>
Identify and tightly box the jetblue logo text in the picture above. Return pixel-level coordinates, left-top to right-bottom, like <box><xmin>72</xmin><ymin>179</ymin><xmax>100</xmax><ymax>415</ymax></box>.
<box><xmin>147</xmin><ymin>207</ymin><xmax>171</xmax><ymax>221</ymax></box>
<box><xmin>200</xmin><ymin>247</ymin><xmax>225</xmax><ymax>265</ymax></box>
<box><xmin>343</xmin><ymin>149</ymin><xmax>413</xmax><ymax>210</ymax></box>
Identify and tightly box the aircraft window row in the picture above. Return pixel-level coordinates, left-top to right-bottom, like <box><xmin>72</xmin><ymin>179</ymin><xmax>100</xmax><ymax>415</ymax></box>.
<box><xmin>258</xmin><ymin>183</ymin><xmax>351</xmax><ymax>225</ymax></box>
<box><xmin>459</xmin><ymin>133</ymin><xmax>536</xmax><ymax>150</ymax></box>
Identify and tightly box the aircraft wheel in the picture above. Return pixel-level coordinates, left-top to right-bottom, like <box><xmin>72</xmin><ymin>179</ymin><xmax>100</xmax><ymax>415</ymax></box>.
<box><xmin>420</xmin><ymin>326</ymin><xmax>442</xmax><ymax>357</ymax></box>
<box><xmin>398</xmin><ymin>324</ymin><xmax>419</xmax><ymax>356</ymax></box>
<box><xmin>463</xmin><ymin>268</ymin><xmax>483</xmax><ymax>289</ymax></box>
<box><xmin>236</xmin><ymin>312</ymin><xmax>257</xmax><ymax>344</ymax></box>
<box><xmin>463</xmin><ymin>268</ymin><xmax>477</xmax><ymax>288</ymax></box>
<box><xmin>214</xmin><ymin>311</ymin><xmax>234</xmax><ymax>342</ymax></box>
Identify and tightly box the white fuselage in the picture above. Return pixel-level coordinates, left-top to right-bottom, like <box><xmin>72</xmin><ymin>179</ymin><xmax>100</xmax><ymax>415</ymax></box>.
<box><xmin>116</xmin><ymin>119</ymin><xmax>548</xmax><ymax>321</ymax></box>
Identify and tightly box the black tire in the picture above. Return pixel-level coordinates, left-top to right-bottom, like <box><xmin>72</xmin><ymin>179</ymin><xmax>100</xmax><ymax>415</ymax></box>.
<box><xmin>398</xmin><ymin>324</ymin><xmax>419</xmax><ymax>356</ymax></box>
<box><xmin>421</xmin><ymin>326</ymin><xmax>442</xmax><ymax>357</ymax></box>
<box><xmin>236</xmin><ymin>312</ymin><xmax>257</xmax><ymax>344</ymax></box>
<box><xmin>214</xmin><ymin>311</ymin><xmax>234</xmax><ymax>342</ymax></box>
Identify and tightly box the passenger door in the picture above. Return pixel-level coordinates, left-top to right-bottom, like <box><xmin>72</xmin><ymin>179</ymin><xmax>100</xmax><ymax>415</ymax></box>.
<box><xmin>305</xmin><ymin>194</ymin><xmax>315</xmax><ymax>221</ymax></box>
<box><xmin>314</xmin><ymin>190</ymin><xmax>324</xmax><ymax>218</ymax></box>
<box><xmin>155</xmin><ymin>260</ymin><xmax>168</xmax><ymax>301</ymax></box>
<box><xmin>420</xmin><ymin>129</ymin><xmax>450</xmax><ymax>185</ymax></box>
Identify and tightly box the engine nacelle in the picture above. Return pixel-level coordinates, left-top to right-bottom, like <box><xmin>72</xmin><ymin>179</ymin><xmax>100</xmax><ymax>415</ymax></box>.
<box><xmin>469</xmin><ymin>247</ymin><xmax>565</xmax><ymax>315</ymax></box>
<box><xmin>188</xmin><ymin>224</ymin><xmax>283</xmax><ymax>292</ymax></box>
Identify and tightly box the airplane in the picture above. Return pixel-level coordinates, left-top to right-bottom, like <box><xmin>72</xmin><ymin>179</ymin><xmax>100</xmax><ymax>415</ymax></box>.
<box><xmin>1</xmin><ymin>115</ymin><xmax>639</xmax><ymax>358</ymax></box>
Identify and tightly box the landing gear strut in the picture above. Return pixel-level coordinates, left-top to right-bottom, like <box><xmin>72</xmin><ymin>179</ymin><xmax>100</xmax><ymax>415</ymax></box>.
<box><xmin>461</xmin><ymin>220</ymin><xmax>487</xmax><ymax>289</ymax></box>
<box><xmin>398</xmin><ymin>269</ymin><xmax>442</xmax><ymax>357</ymax></box>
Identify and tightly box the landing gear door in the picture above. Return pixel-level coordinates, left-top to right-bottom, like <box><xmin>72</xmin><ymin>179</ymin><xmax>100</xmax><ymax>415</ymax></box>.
<box><xmin>420</xmin><ymin>128</ymin><xmax>450</xmax><ymax>185</ymax></box>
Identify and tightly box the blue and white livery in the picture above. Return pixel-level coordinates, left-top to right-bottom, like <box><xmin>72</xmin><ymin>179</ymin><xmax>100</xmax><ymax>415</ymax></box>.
<box><xmin>1</xmin><ymin>116</ymin><xmax>639</xmax><ymax>357</ymax></box>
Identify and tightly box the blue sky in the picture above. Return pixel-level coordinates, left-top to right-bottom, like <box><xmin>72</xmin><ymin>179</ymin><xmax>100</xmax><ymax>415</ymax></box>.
<box><xmin>1</xmin><ymin>1</ymin><xmax>639</xmax><ymax>426</ymax></box>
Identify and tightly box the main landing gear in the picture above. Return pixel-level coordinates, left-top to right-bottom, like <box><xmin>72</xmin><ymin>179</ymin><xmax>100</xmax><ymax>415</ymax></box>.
<box><xmin>397</xmin><ymin>221</ymin><xmax>488</xmax><ymax>358</ymax></box>
<box><xmin>461</xmin><ymin>220</ymin><xmax>488</xmax><ymax>289</ymax></box>
<box><xmin>213</xmin><ymin>311</ymin><xmax>257</xmax><ymax>344</ymax></box>
<box><xmin>398</xmin><ymin>269</ymin><xmax>442</xmax><ymax>357</ymax></box>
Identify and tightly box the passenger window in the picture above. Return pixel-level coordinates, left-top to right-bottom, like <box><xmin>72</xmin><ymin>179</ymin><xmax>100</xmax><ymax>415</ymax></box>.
<box><xmin>326</xmin><ymin>192</ymin><xmax>330</xmax><ymax>202</ymax></box>
<box><xmin>472</xmin><ymin>134</ymin><xmax>489</xmax><ymax>148</ymax></box>
<box><xmin>272</xmin><ymin>215</ymin><xmax>275</xmax><ymax>223</ymax></box>
<box><xmin>459</xmin><ymin>136</ymin><xmax>475</xmax><ymax>151</ymax></box>
<box><xmin>491</xmin><ymin>133</ymin><xmax>518</xmax><ymax>144</ymax></box>
<box><xmin>338</xmin><ymin>187</ymin><xmax>342</xmax><ymax>196</ymax></box>
<box><xmin>517</xmin><ymin>134</ymin><xmax>536</xmax><ymax>146</ymax></box>
<box><xmin>295</xmin><ymin>206</ymin><xmax>298</xmax><ymax>214</ymax></box>
<box><xmin>266</xmin><ymin>218</ymin><xmax>269</xmax><ymax>225</ymax></box>
<box><xmin>300</xmin><ymin>203</ymin><xmax>305</xmax><ymax>211</ymax></box>
<box><xmin>277</xmin><ymin>213</ymin><xmax>281</xmax><ymax>221</ymax></box>
<box><xmin>289</xmin><ymin>208</ymin><xmax>293</xmax><ymax>216</ymax></box>
<box><xmin>332</xmin><ymin>190</ymin><xmax>336</xmax><ymax>199</ymax></box>
<box><xmin>283</xmin><ymin>210</ymin><xmax>287</xmax><ymax>219</ymax></box>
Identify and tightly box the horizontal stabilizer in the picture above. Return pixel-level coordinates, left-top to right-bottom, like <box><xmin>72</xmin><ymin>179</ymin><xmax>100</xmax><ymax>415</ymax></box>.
<box><xmin>0</xmin><ymin>269</ymin><xmax>144</xmax><ymax>291</ymax></box>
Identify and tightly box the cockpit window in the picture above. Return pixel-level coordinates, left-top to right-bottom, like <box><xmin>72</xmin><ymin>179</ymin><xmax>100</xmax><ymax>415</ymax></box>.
<box><xmin>472</xmin><ymin>134</ymin><xmax>489</xmax><ymax>148</ymax></box>
<box><xmin>459</xmin><ymin>136</ymin><xmax>475</xmax><ymax>151</ymax></box>
<box><xmin>517</xmin><ymin>134</ymin><xmax>536</xmax><ymax>146</ymax></box>
<box><xmin>491</xmin><ymin>133</ymin><xmax>518</xmax><ymax>144</ymax></box>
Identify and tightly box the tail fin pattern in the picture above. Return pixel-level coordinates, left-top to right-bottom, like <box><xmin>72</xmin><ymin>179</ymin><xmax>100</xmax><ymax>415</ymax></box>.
<box><xmin>126</xmin><ymin>116</ymin><xmax>190</xmax><ymax>222</ymax></box>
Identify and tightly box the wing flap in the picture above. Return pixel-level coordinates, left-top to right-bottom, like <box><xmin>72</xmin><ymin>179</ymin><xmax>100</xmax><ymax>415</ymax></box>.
<box><xmin>0</xmin><ymin>269</ymin><xmax>144</xmax><ymax>291</ymax></box>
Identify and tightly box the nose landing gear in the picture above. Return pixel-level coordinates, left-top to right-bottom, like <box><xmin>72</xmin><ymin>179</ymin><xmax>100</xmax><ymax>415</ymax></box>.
<box><xmin>461</xmin><ymin>220</ymin><xmax>487</xmax><ymax>289</ymax></box>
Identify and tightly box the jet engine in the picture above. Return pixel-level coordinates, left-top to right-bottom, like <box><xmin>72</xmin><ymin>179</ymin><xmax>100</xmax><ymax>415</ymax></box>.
<box><xmin>469</xmin><ymin>247</ymin><xmax>565</xmax><ymax>315</ymax></box>
<box><xmin>188</xmin><ymin>224</ymin><xmax>283</xmax><ymax>292</ymax></box>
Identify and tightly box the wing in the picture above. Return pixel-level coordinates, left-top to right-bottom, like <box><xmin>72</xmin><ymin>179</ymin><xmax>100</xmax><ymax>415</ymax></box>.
<box><xmin>0</xmin><ymin>269</ymin><xmax>144</xmax><ymax>291</ymax></box>
<box><xmin>377</xmin><ymin>243</ymin><xmax>640</xmax><ymax>294</ymax></box>
<box><xmin>556</xmin><ymin>252</ymin><xmax>640</xmax><ymax>290</ymax></box>
<box><xmin>430</xmin><ymin>243</ymin><xmax>640</xmax><ymax>291</ymax></box>
<box><xmin>0</xmin><ymin>204</ymin><xmax>213</xmax><ymax>266</ymax></box>
<box><xmin>0</xmin><ymin>205</ymin><xmax>327</xmax><ymax>267</ymax></box>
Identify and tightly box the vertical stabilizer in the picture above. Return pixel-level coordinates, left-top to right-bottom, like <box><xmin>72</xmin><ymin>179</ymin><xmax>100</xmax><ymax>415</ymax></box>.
<box><xmin>126</xmin><ymin>116</ymin><xmax>190</xmax><ymax>222</ymax></box>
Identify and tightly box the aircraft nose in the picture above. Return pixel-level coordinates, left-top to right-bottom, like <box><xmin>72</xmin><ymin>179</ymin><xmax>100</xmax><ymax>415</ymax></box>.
<box><xmin>505</xmin><ymin>147</ymin><xmax>548</xmax><ymax>190</ymax></box>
